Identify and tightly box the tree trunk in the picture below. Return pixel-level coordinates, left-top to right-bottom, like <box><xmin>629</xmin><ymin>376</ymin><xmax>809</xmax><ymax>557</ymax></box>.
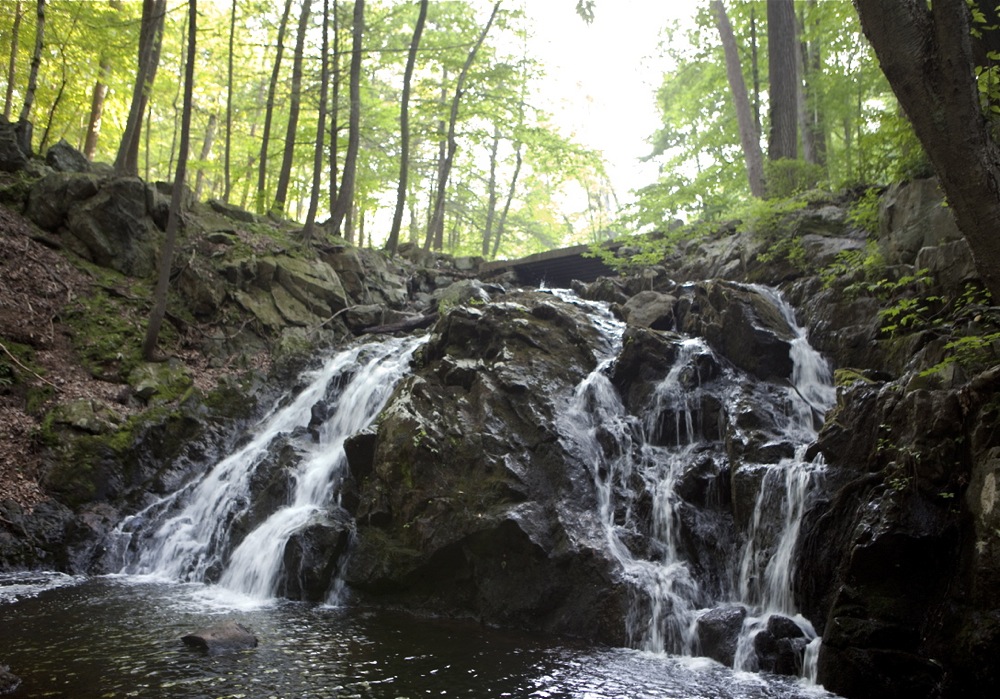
<box><xmin>328</xmin><ymin>0</ymin><xmax>340</xmax><ymax>211</ymax></box>
<box><xmin>853</xmin><ymin>0</ymin><xmax>1000</xmax><ymax>303</ymax></box>
<box><xmin>711</xmin><ymin>0</ymin><xmax>766</xmax><ymax>198</ymax></box>
<box><xmin>273</xmin><ymin>0</ymin><xmax>312</xmax><ymax>214</ymax></box>
<box><xmin>750</xmin><ymin>7</ymin><xmax>761</xmax><ymax>133</ymax></box>
<box><xmin>223</xmin><ymin>0</ymin><xmax>237</xmax><ymax>202</ymax></box>
<box><xmin>143</xmin><ymin>0</ymin><xmax>197</xmax><ymax>360</ymax></box>
<box><xmin>424</xmin><ymin>2</ymin><xmax>501</xmax><ymax>251</ymax></box>
<box><xmin>304</xmin><ymin>0</ymin><xmax>331</xmax><ymax>242</ymax></box>
<box><xmin>4</xmin><ymin>1</ymin><xmax>23</xmax><ymax>121</ymax></box>
<box><xmin>491</xmin><ymin>141</ymin><xmax>522</xmax><ymax>260</ymax></box>
<box><xmin>255</xmin><ymin>0</ymin><xmax>294</xmax><ymax>213</ymax></box>
<box><xmin>18</xmin><ymin>0</ymin><xmax>45</xmax><ymax>127</ymax></box>
<box><xmin>802</xmin><ymin>0</ymin><xmax>826</xmax><ymax>167</ymax></box>
<box><xmin>481</xmin><ymin>125</ymin><xmax>501</xmax><ymax>257</ymax></box>
<box><xmin>194</xmin><ymin>112</ymin><xmax>218</xmax><ymax>200</ymax></box>
<box><xmin>115</xmin><ymin>0</ymin><xmax>166</xmax><ymax>176</ymax></box>
<box><xmin>327</xmin><ymin>0</ymin><xmax>364</xmax><ymax>237</ymax></box>
<box><xmin>767</xmin><ymin>0</ymin><xmax>798</xmax><ymax>161</ymax></box>
<box><xmin>84</xmin><ymin>57</ymin><xmax>111</xmax><ymax>160</ymax></box>
<box><xmin>386</xmin><ymin>0</ymin><xmax>429</xmax><ymax>256</ymax></box>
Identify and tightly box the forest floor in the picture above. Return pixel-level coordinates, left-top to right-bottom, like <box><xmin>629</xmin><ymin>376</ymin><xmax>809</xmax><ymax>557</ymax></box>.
<box><xmin>0</xmin><ymin>203</ymin><xmax>256</xmax><ymax>513</ymax></box>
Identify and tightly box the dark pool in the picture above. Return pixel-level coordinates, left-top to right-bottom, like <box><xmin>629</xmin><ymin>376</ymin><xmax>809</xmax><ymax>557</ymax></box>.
<box><xmin>0</xmin><ymin>573</ymin><xmax>839</xmax><ymax>698</ymax></box>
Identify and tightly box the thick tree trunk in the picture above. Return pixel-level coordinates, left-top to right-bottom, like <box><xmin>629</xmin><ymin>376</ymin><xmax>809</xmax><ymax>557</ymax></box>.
<box><xmin>115</xmin><ymin>0</ymin><xmax>166</xmax><ymax>176</ymax></box>
<box><xmin>328</xmin><ymin>0</ymin><xmax>364</xmax><ymax>237</ymax></box>
<box><xmin>18</xmin><ymin>0</ymin><xmax>45</xmax><ymax>127</ymax></box>
<box><xmin>4</xmin><ymin>1</ymin><xmax>23</xmax><ymax>121</ymax></box>
<box><xmin>273</xmin><ymin>0</ymin><xmax>312</xmax><ymax>214</ymax></box>
<box><xmin>425</xmin><ymin>2</ymin><xmax>501</xmax><ymax>251</ymax></box>
<box><xmin>853</xmin><ymin>0</ymin><xmax>1000</xmax><ymax>312</ymax></box>
<box><xmin>255</xmin><ymin>0</ymin><xmax>294</xmax><ymax>213</ymax></box>
<box><xmin>386</xmin><ymin>0</ymin><xmax>429</xmax><ymax>257</ymax></box>
<box><xmin>767</xmin><ymin>0</ymin><xmax>798</xmax><ymax>161</ymax></box>
<box><xmin>304</xmin><ymin>0</ymin><xmax>331</xmax><ymax>242</ymax></box>
<box><xmin>711</xmin><ymin>0</ymin><xmax>766</xmax><ymax>198</ymax></box>
<box><xmin>144</xmin><ymin>0</ymin><xmax>197</xmax><ymax>360</ymax></box>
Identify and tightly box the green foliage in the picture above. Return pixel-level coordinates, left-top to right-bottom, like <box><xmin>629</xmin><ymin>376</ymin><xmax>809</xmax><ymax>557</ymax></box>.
<box><xmin>846</xmin><ymin>187</ymin><xmax>882</xmax><ymax>235</ymax></box>
<box><xmin>820</xmin><ymin>240</ymin><xmax>885</xmax><ymax>289</ymax></box>
<box><xmin>765</xmin><ymin>159</ymin><xmax>826</xmax><ymax>199</ymax></box>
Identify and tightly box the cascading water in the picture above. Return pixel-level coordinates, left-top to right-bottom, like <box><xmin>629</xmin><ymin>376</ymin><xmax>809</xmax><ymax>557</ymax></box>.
<box><xmin>116</xmin><ymin>334</ymin><xmax>426</xmax><ymax>601</ymax></box>
<box><xmin>560</xmin><ymin>283</ymin><xmax>836</xmax><ymax>680</ymax></box>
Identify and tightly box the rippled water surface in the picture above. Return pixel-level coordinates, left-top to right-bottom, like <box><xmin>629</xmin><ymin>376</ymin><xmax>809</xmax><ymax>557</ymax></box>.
<box><xmin>0</xmin><ymin>574</ymin><xmax>838</xmax><ymax>698</ymax></box>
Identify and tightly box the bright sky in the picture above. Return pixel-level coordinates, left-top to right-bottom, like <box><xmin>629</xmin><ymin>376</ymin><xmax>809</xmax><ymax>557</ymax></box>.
<box><xmin>524</xmin><ymin>1</ymin><xmax>696</xmax><ymax>202</ymax></box>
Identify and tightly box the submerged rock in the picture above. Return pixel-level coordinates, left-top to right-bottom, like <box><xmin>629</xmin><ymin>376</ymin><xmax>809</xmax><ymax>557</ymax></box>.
<box><xmin>181</xmin><ymin>621</ymin><xmax>258</xmax><ymax>655</ymax></box>
<box><xmin>0</xmin><ymin>663</ymin><xmax>20</xmax><ymax>695</ymax></box>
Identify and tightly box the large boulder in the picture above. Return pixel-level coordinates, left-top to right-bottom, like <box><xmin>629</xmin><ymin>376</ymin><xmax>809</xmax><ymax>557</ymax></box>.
<box><xmin>674</xmin><ymin>281</ymin><xmax>796</xmax><ymax>381</ymax></box>
<box><xmin>44</xmin><ymin>139</ymin><xmax>89</xmax><ymax>173</ymax></box>
<box><xmin>64</xmin><ymin>177</ymin><xmax>160</xmax><ymax>277</ymax></box>
<box><xmin>181</xmin><ymin>621</ymin><xmax>258</xmax><ymax>655</ymax></box>
<box><xmin>25</xmin><ymin>172</ymin><xmax>101</xmax><ymax>231</ymax></box>
<box><xmin>0</xmin><ymin>117</ymin><xmax>29</xmax><ymax>171</ymax></box>
<box><xmin>344</xmin><ymin>291</ymin><xmax>629</xmax><ymax>643</ymax></box>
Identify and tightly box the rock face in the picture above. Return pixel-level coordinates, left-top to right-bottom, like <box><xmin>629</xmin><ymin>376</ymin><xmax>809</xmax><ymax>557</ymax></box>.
<box><xmin>343</xmin><ymin>291</ymin><xmax>630</xmax><ymax>642</ymax></box>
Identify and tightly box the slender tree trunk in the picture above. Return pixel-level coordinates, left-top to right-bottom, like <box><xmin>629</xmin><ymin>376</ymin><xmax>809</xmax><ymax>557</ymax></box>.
<box><xmin>165</xmin><ymin>10</ymin><xmax>188</xmax><ymax>182</ymax></box>
<box><xmin>84</xmin><ymin>57</ymin><xmax>111</xmax><ymax>160</ymax></box>
<box><xmin>115</xmin><ymin>0</ymin><xmax>166</xmax><ymax>176</ymax></box>
<box><xmin>194</xmin><ymin>113</ymin><xmax>218</xmax><ymax>200</ymax></box>
<box><xmin>854</xmin><ymin>0</ymin><xmax>1000</xmax><ymax>301</ymax></box>
<box><xmin>18</xmin><ymin>0</ymin><xmax>45</xmax><ymax>127</ymax></box>
<box><xmin>255</xmin><ymin>0</ymin><xmax>294</xmax><ymax>213</ymax></box>
<box><xmin>144</xmin><ymin>0</ymin><xmax>197</xmax><ymax>360</ymax></box>
<box><xmin>767</xmin><ymin>0</ymin><xmax>798</xmax><ymax>161</ymax></box>
<box><xmin>223</xmin><ymin>0</ymin><xmax>237</xmax><ymax>202</ymax></box>
<box><xmin>304</xmin><ymin>0</ymin><xmax>331</xmax><ymax>242</ymax></box>
<box><xmin>38</xmin><ymin>62</ymin><xmax>67</xmax><ymax>151</ymax></box>
<box><xmin>328</xmin><ymin>0</ymin><xmax>364</xmax><ymax>237</ymax></box>
<box><xmin>491</xmin><ymin>141</ymin><xmax>522</xmax><ymax>260</ymax></box>
<box><xmin>329</xmin><ymin>0</ymin><xmax>340</xmax><ymax>211</ymax></box>
<box><xmin>387</xmin><ymin>0</ymin><xmax>429</xmax><ymax>256</ymax></box>
<box><xmin>481</xmin><ymin>125</ymin><xmax>501</xmax><ymax>257</ymax></box>
<box><xmin>750</xmin><ymin>7</ymin><xmax>761</xmax><ymax>133</ymax></box>
<box><xmin>712</xmin><ymin>0</ymin><xmax>766</xmax><ymax>198</ymax></box>
<box><xmin>273</xmin><ymin>0</ymin><xmax>312</xmax><ymax>214</ymax></box>
<box><xmin>795</xmin><ymin>8</ymin><xmax>812</xmax><ymax>165</ymax></box>
<box><xmin>806</xmin><ymin>0</ymin><xmax>826</xmax><ymax>167</ymax></box>
<box><xmin>4</xmin><ymin>2</ymin><xmax>24</xmax><ymax>121</ymax></box>
<box><xmin>425</xmin><ymin>1</ymin><xmax>501</xmax><ymax>251</ymax></box>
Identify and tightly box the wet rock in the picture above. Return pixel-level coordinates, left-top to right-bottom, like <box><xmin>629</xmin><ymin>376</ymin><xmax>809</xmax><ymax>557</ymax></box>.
<box><xmin>674</xmin><ymin>281</ymin><xmax>795</xmax><ymax>381</ymax></box>
<box><xmin>0</xmin><ymin>663</ymin><xmax>20</xmax><ymax>695</ymax></box>
<box><xmin>695</xmin><ymin>605</ymin><xmax>747</xmax><ymax>666</ymax></box>
<box><xmin>572</xmin><ymin>277</ymin><xmax>631</xmax><ymax>305</ymax></box>
<box><xmin>181</xmin><ymin>621</ymin><xmax>258</xmax><ymax>655</ymax></box>
<box><xmin>45</xmin><ymin>139</ymin><xmax>89</xmax><ymax>173</ymax></box>
<box><xmin>621</xmin><ymin>290</ymin><xmax>677</xmax><ymax>330</ymax></box>
<box><xmin>280</xmin><ymin>511</ymin><xmax>352</xmax><ymax>601</ymax></box>
<box><xmin>753</xmin><ymin>614</ymin><xmax>808</xmax><ymax>675</ymax></box>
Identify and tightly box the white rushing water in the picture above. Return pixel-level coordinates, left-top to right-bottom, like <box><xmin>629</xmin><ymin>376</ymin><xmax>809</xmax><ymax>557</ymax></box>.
<box><xmin>560</xmin><ymin>283</ymin><xmax>836</xmax><ymax>680</ymax></box>
<box><xmin>118</xmin><ymin>334</ymin><xmax>426</xmax><ymax>601</ymax></box>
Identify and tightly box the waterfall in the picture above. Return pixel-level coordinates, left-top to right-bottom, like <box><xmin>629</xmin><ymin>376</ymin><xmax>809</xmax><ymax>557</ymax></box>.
<box><xmin>118</xmin><ymin>334</ymin><xmax>426</xmax><ymax>601</ymax></box>
<box><xmin>560</xmin><ymin>283</ymin><xmax>835</xmax><ymax>679</ymax></box>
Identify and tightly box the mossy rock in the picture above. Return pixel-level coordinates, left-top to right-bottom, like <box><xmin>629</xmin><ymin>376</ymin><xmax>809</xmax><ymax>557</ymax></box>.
<box><xmin>128</xmin><ymin>360</ymin><xmax>194</xmax><ymax>404</ymax></box>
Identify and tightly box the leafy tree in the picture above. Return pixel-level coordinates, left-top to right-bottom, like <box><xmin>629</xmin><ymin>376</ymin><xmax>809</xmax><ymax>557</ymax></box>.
<box><xmin>854</xmin><ymin>0</ymin><xmax>1000</xmax><ymax>301</ymax></box>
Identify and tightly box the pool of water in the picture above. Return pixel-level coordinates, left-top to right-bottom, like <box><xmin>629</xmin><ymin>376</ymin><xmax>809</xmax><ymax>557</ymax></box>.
<box><xmin>0</xmin><ymin>573</ymin><xmax>838</xmax><ymax>698</ymax></box>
